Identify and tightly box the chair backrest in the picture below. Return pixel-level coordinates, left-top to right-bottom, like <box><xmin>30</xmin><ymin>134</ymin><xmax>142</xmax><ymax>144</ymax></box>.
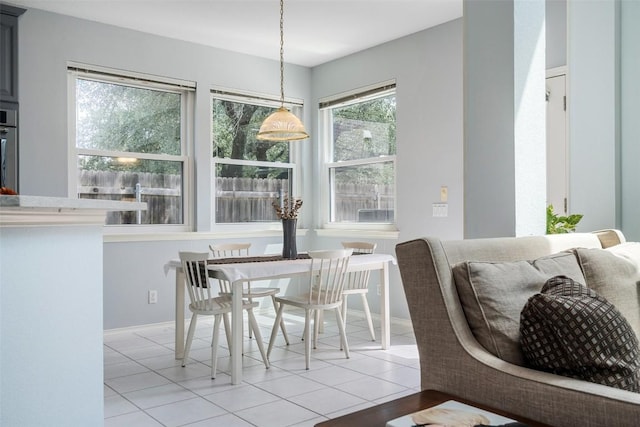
<box><xmin>179</xmin><ymin>251</ymin><xmax>216</xmax><ymax>306</ymax></box>
<box><xmin>306</xmin><ymin>249</ymin><xmax>353</xmax><ymax>306</ymax></box>
<box><xmin>209</xmin><ymin>242</ymin><xmax>251</xmax><ymax>258</ymax></box>
<box><xmin>209</xmin><ymin>243</ymin><xmax>251</xmax><ymax>294</ymax></box>
<box><xmin>341</xmin><ymin>241</ymin><xmax>376</xmax><ymax>254</ymax></box>
<box><xmin>341</xmin><ymin>242</ymin><xmax>376</xmax><ymax>291</ymax></box>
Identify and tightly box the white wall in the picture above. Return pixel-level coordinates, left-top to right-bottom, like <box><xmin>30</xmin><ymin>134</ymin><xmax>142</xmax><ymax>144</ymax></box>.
<box><xmin>1</xmin><ymin>223</ymin><xmax>104</xmax><ymax>426</ymax></box>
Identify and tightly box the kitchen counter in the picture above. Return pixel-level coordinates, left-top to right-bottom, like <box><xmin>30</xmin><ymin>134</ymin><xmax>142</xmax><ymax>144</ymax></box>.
<box><xmin>0</xmin><ymin>194</ymin><xmax>146</xmax><ymax>426</ymax></box>
<box><xmin>0</xmin><ymin>195</ymin><xmax>146</xmax><ymax>226</ymax></box>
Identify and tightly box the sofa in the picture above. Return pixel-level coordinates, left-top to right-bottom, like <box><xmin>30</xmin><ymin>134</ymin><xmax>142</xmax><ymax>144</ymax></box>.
<box><xmin>395</xmin><ymin>230</ymin><xmax>640</xmax><ymax>427</ymax></box>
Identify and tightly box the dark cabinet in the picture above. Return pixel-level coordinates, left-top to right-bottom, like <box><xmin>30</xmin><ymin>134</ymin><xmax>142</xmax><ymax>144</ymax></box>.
<box><xmin>0</xmin><ymin>4</ymin><xmax>26</xmax><ymax>105</ymax></box>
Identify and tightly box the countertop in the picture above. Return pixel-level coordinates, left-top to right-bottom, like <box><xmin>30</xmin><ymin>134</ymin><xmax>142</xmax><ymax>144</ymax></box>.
<box><xmin>0</xmin><ymin>195</ymin><xmax>146</xmax><ymax>211</ymax></box>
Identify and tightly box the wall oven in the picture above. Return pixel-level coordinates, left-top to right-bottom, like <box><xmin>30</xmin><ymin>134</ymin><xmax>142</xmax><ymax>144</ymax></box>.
<box><xmin>0</xmin><ymin>108</ymin><xmax>18</xmax><ymax>192</ymax></box>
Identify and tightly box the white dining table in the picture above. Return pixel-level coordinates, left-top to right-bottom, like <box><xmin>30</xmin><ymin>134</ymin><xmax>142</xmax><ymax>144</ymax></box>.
<box><xmin>164</xmin><ymin>253</ymin><xmax>395</xmax><ymax>384</ymax></box>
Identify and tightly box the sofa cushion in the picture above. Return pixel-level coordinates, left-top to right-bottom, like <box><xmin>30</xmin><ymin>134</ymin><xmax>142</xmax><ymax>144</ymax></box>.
<box><xmin>574</xmin><ymin>244</ymin><xmax>640</xmax><ymax>339</ymax></box>
<box><xmin>520</xmin><ymin>275</ymin><xmax>640</xmax><ymax>392</ymax></box>
<box><xmin>452</xmin><ymin>251</ymin><xmax>586</xmax><ymax>365</ymax></box>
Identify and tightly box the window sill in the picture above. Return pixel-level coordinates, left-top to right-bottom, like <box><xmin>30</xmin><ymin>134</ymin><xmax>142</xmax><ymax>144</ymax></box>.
<box><xmin>315</xmin><ymin>228</ymin><xmax>399</xmax><ymax>240</ymax></box>
<box><xmin>104</xmin><ymin>228</ymin><xmax>309</xmax><ymax>243</ymax></box>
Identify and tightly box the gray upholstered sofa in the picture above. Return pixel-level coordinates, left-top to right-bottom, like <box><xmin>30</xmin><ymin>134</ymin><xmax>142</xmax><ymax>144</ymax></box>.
<box><xmin>396</xmin><ymin>230</ymin><xmax>640</xmax><ymax>427</ymax></box>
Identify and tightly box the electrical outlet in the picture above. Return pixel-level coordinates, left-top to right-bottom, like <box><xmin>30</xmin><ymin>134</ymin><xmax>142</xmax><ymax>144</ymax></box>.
<box><xmin>148</xmin><ymin>290</ymin><xmax>158</xmax><ymax>304</ymax></box>
<box><xmin>432</xmin><ymin>203</ymin><xmax>448</xmax><ymax>217</ymax></box>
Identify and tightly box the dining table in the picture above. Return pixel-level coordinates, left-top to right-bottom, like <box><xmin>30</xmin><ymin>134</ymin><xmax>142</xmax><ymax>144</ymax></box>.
<box><xmin>164</xmin><ymin>252</ymin><xmax>396</xmax><ymax>384</ymax></box>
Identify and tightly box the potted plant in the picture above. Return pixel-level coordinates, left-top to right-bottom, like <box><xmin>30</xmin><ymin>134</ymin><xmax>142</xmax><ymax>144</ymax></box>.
<box><xmin>546</xmin><ymin>204</ymin><xmax>583</xmax><ymax>234</ymax></box>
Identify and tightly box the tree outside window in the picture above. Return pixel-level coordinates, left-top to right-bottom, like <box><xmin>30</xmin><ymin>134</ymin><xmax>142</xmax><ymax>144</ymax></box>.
<box><xmin>324</xmin><ymin>89</ymin><xmax>396</xmax><ymax>224</ymax></box>
<box><xmin>71</xmin><ymin>71</ymin><xmax>190</xmax><ymax>226</ymax></box>
<box><xmin>212</xmin><ymin>94</ymin><xmax>298</xmax><ymax>223</ymax></box>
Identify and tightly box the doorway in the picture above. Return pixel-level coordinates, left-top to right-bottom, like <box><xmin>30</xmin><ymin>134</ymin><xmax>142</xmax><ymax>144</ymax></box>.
<box><xmin>546</xmin><ymin>69</ymin><xmax>568</xmax><ymax>214</ymax></box>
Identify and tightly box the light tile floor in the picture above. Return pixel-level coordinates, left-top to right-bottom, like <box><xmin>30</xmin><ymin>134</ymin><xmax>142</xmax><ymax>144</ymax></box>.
<box><xmin>104</xmin><ymin>309</ymin><xmax>420</xmax><ymax>427</ymax></box>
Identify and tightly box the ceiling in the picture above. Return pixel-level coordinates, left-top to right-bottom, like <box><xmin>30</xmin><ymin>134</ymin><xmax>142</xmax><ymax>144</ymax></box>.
<box><xmin>7</xmin><ymin>0</ymin><xmax>463</xmax><ymax>67</ymax></box>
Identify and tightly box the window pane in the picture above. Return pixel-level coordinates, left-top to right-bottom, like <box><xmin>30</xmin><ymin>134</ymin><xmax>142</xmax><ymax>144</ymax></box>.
<box><xmin>77</xmin><ymin>155</ymin><xmax>183</xmax><ymax>225</ymax></box>
<box><xmin>331</xmin><ymin>162</ymin><xmax>395</xmax><ymax>223</ymax></box>
<box><xmin>212</xmin><ymin>98</ymin><xmax>289</xmax><ymax>163</ymax></box>
<box><xmin>76</xmin><ymin>78</ymin><xmax>181</xmax><ymax>155</ymax></box>
<box><xmin>332</xmin><ymin>94</ymin><xmax>396</xmax><ymax>162</ymax></box>
<box><xmin>215</xmin><ymin>164</ymin><xmax>290</xmax><ymax>223</ymax></box>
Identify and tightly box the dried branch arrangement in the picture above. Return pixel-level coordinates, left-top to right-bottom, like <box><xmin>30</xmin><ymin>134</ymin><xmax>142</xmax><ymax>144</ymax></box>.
<box><xmin>273</xmin><ymin>196</ymin><xmax>303</xmax><ymax>220</ymax></box>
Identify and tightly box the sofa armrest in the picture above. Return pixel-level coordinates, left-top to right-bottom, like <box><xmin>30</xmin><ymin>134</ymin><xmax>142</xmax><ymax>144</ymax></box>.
<box><xmin>592</xmin><ymin>228</ymin><xmax>626</xmax><ymax>248</ymax></box>
<box><xmin>396</xmin><ymin>237</ymin><xmax>640</xmax><ymax>427</ymax></box>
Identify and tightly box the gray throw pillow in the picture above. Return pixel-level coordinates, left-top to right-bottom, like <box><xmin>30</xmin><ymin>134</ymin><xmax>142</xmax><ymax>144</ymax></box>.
<box><xmin>452</xmin><ymin>252</ymin><xmax>585</xmax><ymax>365</ymax></box>
<box><xmin>573</xmin><ymin>246</ymin><xmax>640</xmax><ymax>339</ymax></box>
<box><xmin>520</xmin><ymin>275</ymin><xmax>640</xmax><ymax>392</ymax></box>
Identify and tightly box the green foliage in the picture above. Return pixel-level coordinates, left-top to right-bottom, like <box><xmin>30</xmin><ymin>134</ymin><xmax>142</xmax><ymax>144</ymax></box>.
<box><xmin>546</xmin><ymin>205</ymin><xmax>583</xmax><ymax>234</ymax></box>
<box><xmin>76</xmin><ymin>78</ymin><xmax>182</xmax><ymax>174</ymax></box>
<box><xmin>212</xmin><ymin>99</ymin><xmax>290</xmax><ymax>178</ymax></box>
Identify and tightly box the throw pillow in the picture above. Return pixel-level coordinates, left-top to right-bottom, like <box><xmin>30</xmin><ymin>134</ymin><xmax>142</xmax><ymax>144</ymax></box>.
<box><xmin>452</xmin><ymin>252</ymin><xmax>585</xmax><ymax>365</ymax></box>
<box><xmin>573</xmin><ymin>245</ymin><xmax>640</xmax><ymax>339</ymax></box>
<box><xmin>520</xmin><ymin>275</ymin><xmax>640</xmax><ymax>392</ymax></box>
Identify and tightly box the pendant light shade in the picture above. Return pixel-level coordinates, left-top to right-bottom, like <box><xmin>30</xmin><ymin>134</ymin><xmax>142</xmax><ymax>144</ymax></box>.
<box><xmin>257</xmin><ymin>107</ymin><xmax>309</xmax><ymax>141</ymax></box>
<box><xmin>257</xmin><ymin>0</ymin><xmax>309</xmax><ymax>142</ymax></box>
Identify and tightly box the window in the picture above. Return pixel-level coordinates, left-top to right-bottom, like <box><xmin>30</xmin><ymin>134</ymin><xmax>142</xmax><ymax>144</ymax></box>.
<box><xmin>69</xmin><ymin>66</ymin><xmax>193</xmax><ymax>227</ymax></box>
<box><xmin>212</xmin><ymin>91</ymin><xmax>299</xmax><ymax>224</ymax></box>
<box><xmin>320</xmin><ymin>83</ymin><xmax>396</xmax><ymax>225</ymax></box>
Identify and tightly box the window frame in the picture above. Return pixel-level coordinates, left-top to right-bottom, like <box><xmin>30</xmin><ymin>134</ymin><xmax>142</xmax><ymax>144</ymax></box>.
<box><xmin>67</xmin><ymin>64</ymin><xmax>194</xmax><ymax>233</ymax></box>
<box><xmin>210</xmin><ymin>89</ymin><xmax>302</xmax><ymax>229</ymax></box>
<box><xmin>319</xmin><ymin>82</ymin><xmax>398</xmax><ymax>231</ymax></box>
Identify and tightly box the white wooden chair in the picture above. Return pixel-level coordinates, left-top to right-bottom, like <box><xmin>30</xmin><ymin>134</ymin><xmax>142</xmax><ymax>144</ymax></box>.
<box><xmin>179</xmin><ymin>251</ymin><xmax>269</xmax><ymax>379</ymax></box>
<box><xmin>267</xmin><ymin>249</ymin><xmax>353</xmax><ymax>370</ymax></box>
<box><xmin>341</xmin><ymin>241</ymin><xmax>377</xmax><ymax>341</ymax></box>
<box><xmin>209</xmin><ymin>242</ymin><xmax>290</xmax><ymax>345</ymax></box>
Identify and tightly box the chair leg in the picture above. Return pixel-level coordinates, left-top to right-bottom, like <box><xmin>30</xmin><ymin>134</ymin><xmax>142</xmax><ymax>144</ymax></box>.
<box><xmin>342</xmin><ymin>297</ymin><xmax>348</xmax><ymax>327</ymax></box>
<box><xmin>304</xmin><ymin>309</ymin><xmax>312</xmax><ymax>370</ymax></box>
<box><xmin>222</xmin><ymin>313</ymin><xmax>232</xmax><ymax>350</ymax></box>
<box><xmin>182</xmin><ymin>313</ymin><xmax>198</xmax><ymax>367</ymax></box>
<box><xmin>334</xmin><ymin>307</ymin><xmax>350</xmax><ymax>359</ymax></box>
<box><xmin>361</xmin><ymin>293</ymin><xmax>376</xmax><ymax>341</ymax></box>
<box><xmin>271</xmin><ymin>295</ymin><xmax>290</xmax><ymax>345</ymax></box>
<box><xmin>313</xmin><ymin>310</ymin><xmax>320</xmax><ymax>350</ymax></box>
<box><xmin>247</xmin><ymin>297</ymin><xmax>253</xmax><ymax>339</ymax></box>
<box><xmin>247</xmin><ymin>308</ymin><xmax>270</xmax><ymax>369</ymax></box>
<box><xmin>267</xmin><ymin>302</ymin><xmax>285</xmax><ymax>359</ymax></box>
<box><xmin>211</xmin><ymin>314</ymin><xmax>222</xmax><ymax>379</ymax></box>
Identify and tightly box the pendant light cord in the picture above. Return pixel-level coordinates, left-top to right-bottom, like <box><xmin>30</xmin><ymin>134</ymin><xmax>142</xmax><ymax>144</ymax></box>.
<box><xmin>279</xmin><ymin>0</ymin><xmax>285</xmax><ymax>107</ymax></box>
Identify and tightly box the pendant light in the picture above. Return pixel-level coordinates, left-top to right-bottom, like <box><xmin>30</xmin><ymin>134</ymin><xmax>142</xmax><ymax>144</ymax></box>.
<box><xmin>257</xmin><ymin>0</ymin><xmax>309</xmax><ymax>141</ymax></box>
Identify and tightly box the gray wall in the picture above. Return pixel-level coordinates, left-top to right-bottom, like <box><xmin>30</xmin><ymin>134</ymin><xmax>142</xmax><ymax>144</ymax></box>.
<box><xmin>18</xmin><ymin>8</ymin><xmax>463</xmax><ymax>328</ymax></box>
<box><xmin>17</xmin><ymin>9</ymin><xmax>313</xmax><ymax>329</ymax></box>
<box><xmin>567</xmin><ymin>0</ymin><xmax>618</xmax><ymax>232</ymax></box>
<box><xmin>311</xmin><ymin>19</ymin><xmax>464</xmax><ymax>321</ymax></box>
<box><xmin>16</xmin><ymin>3</ymin><xmax>635</xmax><ymax>330</ymax></box>
<box><xmin>546</xmin><ymin>0</ymin><xmax>567</xmax><ymax>68</ymax></box>
<box><xmin>620</xmin><ymin>0</ymin><xmax>640</xmax><ymax>241</ymax></box>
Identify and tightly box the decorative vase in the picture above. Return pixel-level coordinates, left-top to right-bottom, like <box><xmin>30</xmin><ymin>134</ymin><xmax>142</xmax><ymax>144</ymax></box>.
<box><xmin>281</xmin><ymin>218</ymin><xmax>297</xmax><ymax>259</ymax></box>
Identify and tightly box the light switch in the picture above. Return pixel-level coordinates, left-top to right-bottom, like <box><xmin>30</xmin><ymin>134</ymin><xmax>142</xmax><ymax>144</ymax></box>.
<box><xmin>440</xmin><ymin>186</ymin><xmax>448</xmax><ymax>202</ymax></box>
<box><xmin>433</xmin><ymin>203</ymin><xmax>448</xmax><ymax>217</ymax></box>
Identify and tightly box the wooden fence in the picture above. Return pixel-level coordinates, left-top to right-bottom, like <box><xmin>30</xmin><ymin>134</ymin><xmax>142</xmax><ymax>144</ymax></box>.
<box><xmin>78</xmin><ymin>171</ymin><xmax>393</xmax><ymax>224</ymax></box>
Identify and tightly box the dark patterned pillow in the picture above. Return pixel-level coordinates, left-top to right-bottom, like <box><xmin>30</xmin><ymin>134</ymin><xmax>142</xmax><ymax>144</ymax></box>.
<box><xmin>520</xmin><ymin>275</ymin><xmax>640</xmax><ymax>391</ymax></box>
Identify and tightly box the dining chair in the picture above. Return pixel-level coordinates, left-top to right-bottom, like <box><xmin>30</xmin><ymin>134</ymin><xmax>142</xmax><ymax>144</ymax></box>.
<box><xmin>179</xmin><ymin>251</ymin><xmax>269</xmax><ymax>379</ymax></box>
<box><xmin>267</xmin><ymin>248</ymin><xmax>353</xmax><ymax>370</ymax></box>
<box><xmin>209</xmin><ymin>242</ymin><xmax>290</xmax><ymax>345</ymax></box>
<box><xmin>341</xmin><ymin>241</ymin><xmax>378</xmax><ymax>341</ymax></box>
